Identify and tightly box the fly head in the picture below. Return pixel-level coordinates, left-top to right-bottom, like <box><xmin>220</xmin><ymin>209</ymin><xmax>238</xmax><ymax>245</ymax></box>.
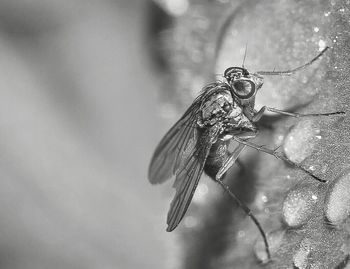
<box><xmin>224</xmin><ymin>67</ymin><xmax>264</xmax><ymax>106</ymax></box>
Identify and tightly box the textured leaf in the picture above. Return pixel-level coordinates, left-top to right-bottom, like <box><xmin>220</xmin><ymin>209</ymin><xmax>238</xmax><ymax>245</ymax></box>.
<box><xmin>150</xmin><ymin>0</ymin><xmax>350</xmax><ymax>268</ymax></box>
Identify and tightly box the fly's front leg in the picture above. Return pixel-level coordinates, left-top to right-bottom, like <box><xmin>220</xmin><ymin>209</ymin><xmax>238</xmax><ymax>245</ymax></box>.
<box><xmin>233</xmin><ymin>136</ymin><xmax>327</xmax><ymax>183</ymax></box>
<box><xmin>251</xmin><ymin>106</ymin><xmax>345</xmax><ymax>122</ymax></box>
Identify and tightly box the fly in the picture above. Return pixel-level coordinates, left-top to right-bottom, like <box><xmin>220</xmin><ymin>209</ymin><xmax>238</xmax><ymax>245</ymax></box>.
<box><xmin>148</xmin><ymin>47</ymin><xmax>345</xmax><ymax>261</ymax></box>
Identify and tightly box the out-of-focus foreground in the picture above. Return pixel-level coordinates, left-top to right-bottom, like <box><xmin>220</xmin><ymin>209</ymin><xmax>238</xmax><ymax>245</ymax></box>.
<box><xmin>0</xmin><ymin>1</ymin><xmax>170</xmax><ymax>269</ymax></box>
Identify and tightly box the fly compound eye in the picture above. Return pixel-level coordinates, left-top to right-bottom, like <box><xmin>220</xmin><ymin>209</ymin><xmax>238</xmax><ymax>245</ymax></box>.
<box><xmin>231</xmin><ymin>79</ymin><xmax>256</xmax><ymax>99</ymax></box>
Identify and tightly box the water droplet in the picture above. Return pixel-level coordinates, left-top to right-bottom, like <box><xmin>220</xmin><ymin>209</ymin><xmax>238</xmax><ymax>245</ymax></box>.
<box><xmin>318</xmin><ymin>39</ymin><xmax>327</xmax><ymax>51</ymax></box>
<box><xmin>284</xmin><ymin>120</ymin><xmax>321</xmax><ymax>163</ymax></box>
<box><xmin>282</xmin><ymin>185</ymin><xmax>319</xmax><ymax>227</ymax></box>
<box><xmin>254</xmin><ymin>229</ymin><xmax>285</xmax><ymax>263</ymax></box>
<box><xmin>324</xmin><ymin>169</ymin><xmax>350</xmax><ymax>225</ymax></box>
<box><xmin>325</xmin><ymin>11</ymin><xmax>331</xmax><ymax>16</ymax></box>
<box><xmin>293</xmin><ymin>238</ymin><xmax>312</xmax><ymax>269</ymax></box>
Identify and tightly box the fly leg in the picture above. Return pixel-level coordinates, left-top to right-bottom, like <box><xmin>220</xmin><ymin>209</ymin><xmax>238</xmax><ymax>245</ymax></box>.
<box><xmin>213</xmin><ymin>132</ymin><xmax>271</xmax><ymax>260</ymax></box>
<box><xmin>251</xmin><ymin>106</ymin><xmax>345</xmax><ymax>122</ymax></box>
<box><xmin>216</xmin><ymin>143</ymin><xmax>246</xmax><ymax>181</ymax></box>
<box><xmin>233</xmin><ymin>136</ymin><xmax>327</xmax><ymax>183</ymax></box>
<box><xmin>216</xmin><ymin>131</ymin><xmax>258</xmax><ymax>180</ymax></box>
<box><xmin>213</xmin><ymin>178</ymin><xmax>271</xmax><ymax>261</ymax></box>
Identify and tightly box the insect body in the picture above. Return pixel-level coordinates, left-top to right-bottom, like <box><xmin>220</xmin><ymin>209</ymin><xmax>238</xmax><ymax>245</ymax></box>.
<box><xmin>148</xmin><ymin>47</ymin><xmax>344</xmax><ymax>260</ymax></box>
<box><xmin>149</xmin><ymin>73</ymin><xmax>262</xmax><ymax>231</ymax></box>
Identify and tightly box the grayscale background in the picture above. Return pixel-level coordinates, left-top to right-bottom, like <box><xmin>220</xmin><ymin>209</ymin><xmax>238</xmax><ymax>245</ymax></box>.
<box><xmin>0</xmin><ymin>1</ymin><xmax>170</xmax><ymax>269</ymax></box>
<box><xmin>1</xmin><ymin>0</ymin><xmax>349</xmax><ymax>269</ymax></box>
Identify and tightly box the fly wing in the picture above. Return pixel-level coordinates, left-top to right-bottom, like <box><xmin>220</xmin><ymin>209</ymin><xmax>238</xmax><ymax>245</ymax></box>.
<box><xmin>148</xmin><ymin>83</ymin><xmax>223</xmax><ymax>184</ymax></box>
<box><xmin>166</xmin><ymin>125</ymin><xmax>221</xmax><ymax>231</ymax></box>
<box><xmin>148</xmin><ymin>97</ymin><xmax>203</xmax><ymax>184</ymax></box>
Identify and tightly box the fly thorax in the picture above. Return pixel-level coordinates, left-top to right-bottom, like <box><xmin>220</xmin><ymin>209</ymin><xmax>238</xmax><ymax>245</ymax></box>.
<box><xmin>198</xmin><ymin>91</ymin><xmax>234</xmax><ymax>127</ymax></box>
<box><xmin>238</xmin><ymin>115</ymin><xmax>256</xmax><ymax>129</ymax></box>
<box><xmin>223</xmin><ymin>103</ymin><xmax>257</xmax><ymax>133</ymax></box>
<box><xmin>234</xmin><ymin>113</ymin><xmax>257</xmax><ymax>133</ymax></box>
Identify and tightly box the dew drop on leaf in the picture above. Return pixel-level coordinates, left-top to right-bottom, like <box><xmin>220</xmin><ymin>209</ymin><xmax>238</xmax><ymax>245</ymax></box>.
<box><xmin>282</xmin><ymin>184</ymin><xmax>319</xmax><ymax>227</ymax></box>
<box><xmin>283</xmin><ymin>119</ymin><xmax>321</xmax><ymax>163</ymax></box>
<box><xmin>293</xmin><ymin>238</ymin><xmax>312</xmax><ymax>269</ymax></box>
<box><xmin>324</xmin><ymin>169</ymin><xmax>350</xmax><ymax>225</ymax></box>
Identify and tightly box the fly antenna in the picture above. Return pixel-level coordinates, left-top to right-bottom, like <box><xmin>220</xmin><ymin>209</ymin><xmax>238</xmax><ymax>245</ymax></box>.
<box><xmin>242</xmin><ymin>43</ymin><xmax>248</xmax><ymax>68</ymax></box>
<box><xmin>256</xmin><ymin>46</ymin><xmax>330</xmax><ymax>76</ymax></box>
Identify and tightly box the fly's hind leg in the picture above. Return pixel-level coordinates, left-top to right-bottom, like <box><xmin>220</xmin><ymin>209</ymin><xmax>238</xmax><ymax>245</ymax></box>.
<box><xmin>213</xmin><ymin>177</ymin><xmax>271</xmax><ymax>261</ymax></box>
<box><xmin>214</xmin><ymin>132</ymin><xmax>271</xmax><ymax>261</ymax></box>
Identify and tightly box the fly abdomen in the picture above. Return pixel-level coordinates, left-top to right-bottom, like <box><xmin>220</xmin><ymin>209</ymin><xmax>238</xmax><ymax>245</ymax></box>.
<box><xmin>204</xmin><ymin>140</ymin><xmax>229</xmax><ymax>179</ymax></box>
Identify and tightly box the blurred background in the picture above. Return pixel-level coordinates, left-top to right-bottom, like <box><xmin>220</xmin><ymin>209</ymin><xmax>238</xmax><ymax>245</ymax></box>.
<box><xmin>0</xmin><ymin>0</ymin><xmax>349</xmax><ymax>268</ymax></box>
<box><xmin>0</xmin><ymin>1</ymin><xmax>172</xmax><ymax>268</ymax></box>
